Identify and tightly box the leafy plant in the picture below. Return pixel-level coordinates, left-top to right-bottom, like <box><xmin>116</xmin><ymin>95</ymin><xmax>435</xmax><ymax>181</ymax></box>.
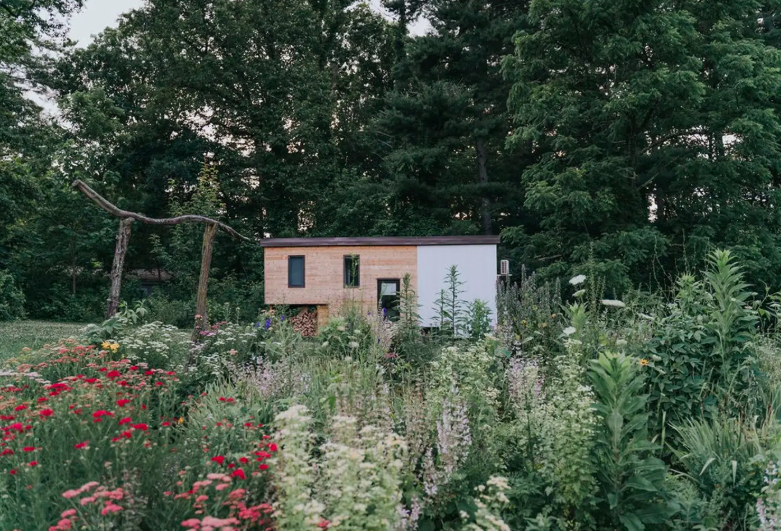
<box><xmin>589</xmin><ymin>351</ymin><xmax>676</xmax><ymax>531</ymax></box>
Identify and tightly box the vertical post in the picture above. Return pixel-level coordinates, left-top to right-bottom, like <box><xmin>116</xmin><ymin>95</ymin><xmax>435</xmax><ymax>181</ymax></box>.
<box><xmin>106</xmin><ymin>218</ymin><xmax>133</xmax><ymax>319</ymax></box>
<box><xmin>192</xmin><ymin>223</ymin><xmax>218</xmax><ymax>341</ymax></box>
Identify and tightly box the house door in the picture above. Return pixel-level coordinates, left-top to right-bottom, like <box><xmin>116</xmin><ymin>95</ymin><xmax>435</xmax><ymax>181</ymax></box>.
<box><xmin>377</xmin><ymin>279</ymin><xmax>400</xmax><ymax>320</ymax></box>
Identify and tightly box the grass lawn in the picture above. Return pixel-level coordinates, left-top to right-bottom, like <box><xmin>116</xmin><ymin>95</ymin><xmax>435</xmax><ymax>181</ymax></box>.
<box><xmin>0</xmin><ymin>320</ymin><xmax>86</xmax><ymax>361</ymax></box>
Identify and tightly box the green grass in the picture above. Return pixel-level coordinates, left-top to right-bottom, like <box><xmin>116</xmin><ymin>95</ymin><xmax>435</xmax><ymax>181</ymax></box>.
<box><xmin>0</xmin><ymin>320</ymin><xmax>86</xmax><ymax>361</ymax></box>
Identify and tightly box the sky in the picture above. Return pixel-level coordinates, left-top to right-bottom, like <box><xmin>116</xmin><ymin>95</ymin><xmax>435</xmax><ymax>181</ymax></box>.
<box><xmin>68</xmin><ymin>0</ymin><xmax>144</xmax><ymax>47</ymax></box>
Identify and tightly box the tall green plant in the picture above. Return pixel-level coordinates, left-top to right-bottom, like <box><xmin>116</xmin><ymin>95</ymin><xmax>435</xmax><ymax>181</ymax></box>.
<box><xmin>589</xmin><ymin>352</ymin><xmax>676</xmax><ymax>531</ymax></box>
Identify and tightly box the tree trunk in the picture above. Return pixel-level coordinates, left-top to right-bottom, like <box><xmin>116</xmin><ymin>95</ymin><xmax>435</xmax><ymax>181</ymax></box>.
<box><xmin>476</xmin><ymin>139</ymin><xmax>491</xmax><ymax>235</ymax></box>
<box><xmin>106</xmin><ymin>218</ymin><xmax>133</xmax><ymax>319</ymax></box>
<box><xmin>192</xmin><ymin>223</ymin><xmax>218</xmax><ymax>341</ymax></box>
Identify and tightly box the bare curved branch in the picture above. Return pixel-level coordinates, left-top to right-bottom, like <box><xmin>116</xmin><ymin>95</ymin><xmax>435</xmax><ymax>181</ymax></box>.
<box><xmin>71</xmin><ymin>179</ymin><xmax>251</xmax><ymax>241</ymax></box>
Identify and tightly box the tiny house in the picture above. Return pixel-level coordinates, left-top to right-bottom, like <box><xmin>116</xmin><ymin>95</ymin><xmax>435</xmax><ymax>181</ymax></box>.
<box><xmin>260</xmin><ymin>236</ymin><xmax>500</xmax><ymax>329</ymax></box>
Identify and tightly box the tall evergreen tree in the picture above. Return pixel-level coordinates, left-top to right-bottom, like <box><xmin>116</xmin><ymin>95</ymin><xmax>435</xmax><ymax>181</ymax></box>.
<box><xmin>375</xmin><ymin>0</ymin><xmax>533</xmax><ymax>236</ymax></box>
<box><xmin>505</xmin><ymin>0</ymin><xmax>781</xmax><ymax>289</ymax></box>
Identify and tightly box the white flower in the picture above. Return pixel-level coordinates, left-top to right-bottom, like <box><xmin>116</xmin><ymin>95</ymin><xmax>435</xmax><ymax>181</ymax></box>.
<box><xmin>348</xmin><ymin>341</ymin><xmax>359</xmax><ymax>349</ymax></box>
<box><xmin>600</xmin><ymin>299</ymin><xmax>626</xmax><ymax>308</ymax></box>
<box><xmin>573</xmin><ymin>289</ymin><xmax>586</xmax><ymax>297</ymax></box>
<box><xmin>562</xmin><ymin>326</ymin><xmax>577</xmax><ymax>336</ymax></box>
<box><xmin>569</xmin><ymin>274</ymin><xmax>586</xmax><ymax>286</ymax></box>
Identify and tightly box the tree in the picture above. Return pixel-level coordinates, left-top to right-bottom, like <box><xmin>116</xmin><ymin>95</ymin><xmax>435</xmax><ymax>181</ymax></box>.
<box><xmin>374</xmin><ymin>0</ymin><xmax>533</xmax><ymax>237</ymax></box>
<box><xmin>504</xmin><ymin>0</ymin><xmax>781</xmax><ymax>290</ymax></box>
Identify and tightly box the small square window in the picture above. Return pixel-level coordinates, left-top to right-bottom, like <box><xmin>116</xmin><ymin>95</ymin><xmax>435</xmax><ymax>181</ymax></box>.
<box><xmin>344</xmin><ymin>255</ymin><xmax>360</xmax><ymax>287</ymax></box>
<box><xmin>288</xmin><ymin>256</ymin><xmax>305</xmax><ymax>287</ymax></box>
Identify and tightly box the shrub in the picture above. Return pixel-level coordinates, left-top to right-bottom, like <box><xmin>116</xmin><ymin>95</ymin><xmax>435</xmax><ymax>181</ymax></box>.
<box><xmin>0</xmin><ymin>270</ymin><xmax>25</xmax><ymax>321</ymax></box>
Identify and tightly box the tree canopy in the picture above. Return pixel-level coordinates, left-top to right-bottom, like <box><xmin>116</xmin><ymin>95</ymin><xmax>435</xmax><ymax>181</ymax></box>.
<box><xmin>4</xmin><ymin>0</ymin><xmax>781</xmax><ymax>319</ymax></box>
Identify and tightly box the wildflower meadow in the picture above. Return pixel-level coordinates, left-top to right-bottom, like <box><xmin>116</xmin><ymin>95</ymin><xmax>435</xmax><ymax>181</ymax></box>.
<box><xmin>3</xmin><ymin>250</ymin><xmax>781</xmax><ymax>531</ymax></box>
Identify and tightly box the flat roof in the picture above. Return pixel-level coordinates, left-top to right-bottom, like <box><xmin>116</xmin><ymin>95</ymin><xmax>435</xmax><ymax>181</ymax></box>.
<box><xmin>259</xmin><ymin>236</ymin><xmax>500</xmax><ymax>248</ymax></box>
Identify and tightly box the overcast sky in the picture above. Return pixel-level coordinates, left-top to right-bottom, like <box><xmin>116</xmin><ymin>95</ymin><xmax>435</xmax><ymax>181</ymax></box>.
<box><xmin>66</xmin><ymin>0</ymin><xmax>429</xmax><ymax>48</ymax></box>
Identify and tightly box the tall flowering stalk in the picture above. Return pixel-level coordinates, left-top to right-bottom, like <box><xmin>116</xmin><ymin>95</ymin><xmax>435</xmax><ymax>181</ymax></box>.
<box><xmin>271</xmin><ymin>405</ymin><xmax>323</xmax><ymax>530</ymax></box>
<box><xmin>759</xmin><ymin>461</ymin><xmax>781</xmax><ymax>530</ymax></box>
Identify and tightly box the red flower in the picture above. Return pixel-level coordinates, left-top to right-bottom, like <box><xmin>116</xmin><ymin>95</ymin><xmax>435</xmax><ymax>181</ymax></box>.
<box><xmin>0</xmin><ymin>415</ymin><xmax>14</xmax><ymax>421</ymax></box>
<box><xmin>161</xmin><ymin>421</ymin><xmax>171</xmax><ymax>427</ymax></box>
<box><xmin>106</xmin><ymin>370</ymin><xmax>121</xmax><ymax>379</ymax></box>
<box><xmin>74</xmin><ymin>441</ymin><xmax>89</xmax><ymax>449</ymax></box>
<box><xmin>259</xmin><ymin>463</ymin><xmax>269</xmax><ymax>471</ymax></box>
<box><xmin>244</xmin><ymin>422</ymin><xmax>253</xmax><ymax>428</ymax></box>
<box><xmin>9</xmin><ymin>469</ymin><xmax>16</xmax><ymax>475</ymax></box>
<box><xmin>98</xmin><ymin>368</ymin><xmax>108</xmax><ymax>372</ymax></box>
<box><xmin>39</xmin><ymin>409</ymin><xmax>54</xmax><ymax>418</ymax></box>
<box><xmin>132</xmin><ymin>423</ymin><xmax>148</xmax><ymax>431</ymax></box>
<box><xmin>230</xmin><ymin>468</ymin><xmax>246</xmax><ymax>480</ymax></box>
<box><xmin>92</xmin><ymin>410</ymin><xmax>114</xmax><ymax>422</ymax></box>
<box><xmin>37</xmin><ymin>397</ymin><xmax>48</xmax><ymax>403</ymax></box>
<box><xmin>255</xmin><ymin>451</ymin><xmax>271</xmax><ymax>460</ymax></box>
<box><xmin>1</xmin><ymin>449</ymin><xmax>13</xmax><ymax>456</ymax></box>
<box><xmin>155</xmin><ymin>382</ymin><xmax>164</xmax><ymax>387</ymax></box>
<box><xmin>166</xmin><ymin>371</ymin><xmax>176</xmax><ymax>376</ymax></box>
<box><xmin>228</xmin><ymin>463</ymin><xmax>236</xmax><ymax>469</ymax></box>
<box><xmin>116</xmin><ymin>399</ymin><xmax>131</xmax><ymax>407</ymax></box>
<box><xmin>239</xmin><ymin>457</ymin><xmax>249</xmax><ymax>464</ymax></box>
<box><xmin>73</xmin><ymin>408</ymin><xmax>82</xmax><ymax>415</ymax></box>
<box><xmin>85</xmin><ymin>378</ymin><xmax>99</xmax><ymax>384</ymax></box>
<box><xmin>211</xmin><ymin>456</ymin><xmax>225</xmax><ymax>465</ymax></box>
<box><xmin>268</xmin><ymin>443</ymin><xmax>278</xmax><ymax>452</ymax></box>
<box><xmin>22</xmin><ymin>447</ymin><xmax>35</xmax><ymax>453</ymax></box>
<box><xmin>129</xmin><ymin>366</ymin><xmax>139</xmax><ymax>371</ymax></box>
<box><xmin>28</xmin><ymin>461</ymin><xmax>38</xmax><ymax>467</ymax></box>
<box><xmin>122</xmin><ymin>430</ymin><xmax>133</xmax><ymax>439</ymax></box>
<box><xmin>144</xmin><ymin>370</ymin><xmax>155</xmax><ymax>376</ymax></box>
<box><xmin>13</xmin><ymin>405</ymin><xmax>27</xmax><ymax>412</ymax></box>
<box><xmin>119</xmin><ymin>417</ymin><xmax>132</xmax><ymax>425</ymax></box>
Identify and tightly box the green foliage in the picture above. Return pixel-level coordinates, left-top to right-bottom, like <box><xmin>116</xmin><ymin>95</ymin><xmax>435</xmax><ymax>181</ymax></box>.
<box><xmin>674</xmin><ymin>416</ymin><xmax>774</xmax><ymax>529</ymax></box>
<box><xmin>0</xmin><ymin>270</ymin><xmax>25</xmax><ymax>321</ymax></box>
<box><xmin>589</xmin><ymin>352</ymin><xmax>676</xmax><ymax>531</ymax></box>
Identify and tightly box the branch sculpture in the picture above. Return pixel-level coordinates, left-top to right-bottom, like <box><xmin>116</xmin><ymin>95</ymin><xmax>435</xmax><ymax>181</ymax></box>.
<box><xmin>72</xmin><ymin>180</ymin><xmax>250</xmax><ymax>241</ymax></box>
<box><xmin>71</xmin><ymin>179</ymin><xmax>251</xmax><ymax>331</ymax></box>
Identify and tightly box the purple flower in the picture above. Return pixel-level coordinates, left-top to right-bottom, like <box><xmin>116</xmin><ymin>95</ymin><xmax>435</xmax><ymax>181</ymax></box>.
<box><xmin>254</xmin><ymin>322</ymin><xmax>261</xmax><ymax>328</ymax></box>
<box><xmin>280</xmin><ymin>315</ymin><xmax>285</xmax><ymax>322</ymax></box>
<box><xmin>264</xmin><ymin>318</ymin><xmax>271</xmax><ymax>330</ymax></box>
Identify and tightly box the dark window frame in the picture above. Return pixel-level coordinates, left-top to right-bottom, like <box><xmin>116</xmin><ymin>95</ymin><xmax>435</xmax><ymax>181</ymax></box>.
<box><xmin>344</xmin><ymin>254</ymin><xmax>360</xmax><ymax>288</ymax></box>
<box><xmin>288</xmin><ymin>255</ymin><xmax>306</xmax><ymax>288</ymax></box>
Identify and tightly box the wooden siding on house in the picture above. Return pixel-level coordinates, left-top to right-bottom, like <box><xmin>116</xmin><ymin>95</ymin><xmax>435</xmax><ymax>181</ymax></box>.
<box><xmin>264</xmin><ymin>246</ymin><xmax>418</xmax><ymax>315</ymax></box>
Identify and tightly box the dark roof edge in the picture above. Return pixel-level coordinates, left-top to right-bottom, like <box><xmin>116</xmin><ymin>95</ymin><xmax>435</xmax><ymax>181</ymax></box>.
<box><xmin>259</xmin><ymin>236</ymin><xmax>501</xmax><ymax>248</ymax></box>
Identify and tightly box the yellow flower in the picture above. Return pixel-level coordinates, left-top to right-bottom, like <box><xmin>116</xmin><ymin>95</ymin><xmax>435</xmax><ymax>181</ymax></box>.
<box><xmin>178</xmin><ymin>417</ymin><xmax>184</xmax><ymax>424</ymax></box>
<box><xmin>639</xmin><ymin>358</ymin><xmax>649</xmax><ymax>367</ymax></box>
<box><xmin>101</xmin><ymin>342</ymin><xmax>111</xmax><ymax>350</ymax></box>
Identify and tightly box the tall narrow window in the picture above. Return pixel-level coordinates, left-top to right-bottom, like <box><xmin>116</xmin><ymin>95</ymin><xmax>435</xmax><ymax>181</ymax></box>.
<box><xmin>344</xmin><ymin>255</ymin><xmax>360</xmax><ymax>287</ymax></box>
<box><xmin>288</xmin><ymin>256</ymin><xmax>305</xmax><ymax>287</ymax></box>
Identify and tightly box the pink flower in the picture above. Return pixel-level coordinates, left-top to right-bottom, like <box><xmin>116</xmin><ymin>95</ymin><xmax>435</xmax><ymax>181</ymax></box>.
<box><xmin>181</xmin><ymin>518</ymin><xmax>201</xmax><ymax>527</ymax></box>
<box><xmin>101</xmin><ymin>502</ymin><xmax>122</xmax><ymax>515</ymax></box>
<box><xmin>40</xmin><ymin>409</ymin><xmax>54</xmax><ymax>417</ymax></box>
<box><xmin>268</xmin><ymin>443</ymin><xmax>278</xmax><ymax>452</ymax></box>
<box><xmin>119</xmin><ymin>417</ymin><xmax>132</xmax><ymax>425</ymax></box>
<box><xmin>61</xmin><ymin>509</ymin><xmax>77</xmax><ymax>517</ymax></box>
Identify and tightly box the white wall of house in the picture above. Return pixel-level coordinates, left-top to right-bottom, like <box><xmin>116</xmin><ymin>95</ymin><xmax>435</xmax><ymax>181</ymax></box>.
<box><xmin>416</xmin><ymin>245</ymin><xmax>498</xmax><ymax>328</ymax></box>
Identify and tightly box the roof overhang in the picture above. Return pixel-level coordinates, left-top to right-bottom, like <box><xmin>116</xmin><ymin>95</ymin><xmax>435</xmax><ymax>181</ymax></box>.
<box><xmin>259</xmin><ymin>236</ymin><xmax>500</xmax><ymax>248</ymax></box>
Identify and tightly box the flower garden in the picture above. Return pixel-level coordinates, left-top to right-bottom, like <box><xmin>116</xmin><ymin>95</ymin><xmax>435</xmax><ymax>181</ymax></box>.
<box><xmin>3</xmin><ymin>250</ymin><xmax>781</xmax><ymax>530</ymax></box>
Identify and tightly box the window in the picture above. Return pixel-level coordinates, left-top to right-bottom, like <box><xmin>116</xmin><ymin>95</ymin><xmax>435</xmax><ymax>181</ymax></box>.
<box><xmin>344</xmin><ymin>255</ymin><xmax>360</xmax><ymax>287</ymax></box>
<box><xmin>288</xmin><ymin>256</ymin><xmax>305</xmax><ymax>287</ymax></box>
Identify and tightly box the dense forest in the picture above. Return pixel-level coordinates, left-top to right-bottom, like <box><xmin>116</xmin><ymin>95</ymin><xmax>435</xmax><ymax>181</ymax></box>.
<box><xmin>3</xmin><ymin>0</ymin><xmax>781</xmax><ymax>321</ymax></box>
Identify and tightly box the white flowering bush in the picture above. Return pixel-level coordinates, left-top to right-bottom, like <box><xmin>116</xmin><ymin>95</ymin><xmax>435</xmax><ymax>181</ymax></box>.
<box><xmin>758</xmin><ymin>462</ymin><xmax>781</xmax><ymax>530</ymax></box>
<box><xmin>460</xmin><ymin>476</ymin><xmax>511</xmax><ymax>531</ymax></box>
<box><xmin>119</xmin><ymin>321</ymin><xmax>190</xmax><ymax>369</ymax></box>
<box><xmin>272</xmin><ymin>405</ymin><xmax>407</xmax><ymax>531</ymax></box>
